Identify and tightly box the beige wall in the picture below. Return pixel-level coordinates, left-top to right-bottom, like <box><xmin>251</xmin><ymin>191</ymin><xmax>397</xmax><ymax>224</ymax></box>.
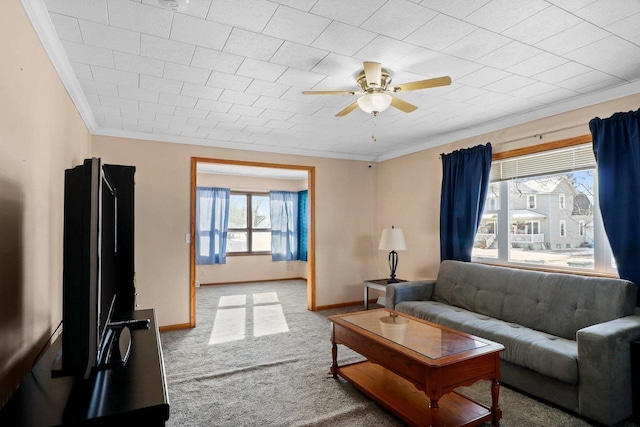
<box><xmin>0</xmin><ymin>0</ymin><xmax>91</xmax><ymax>405</ymax></box>
<box><xmin>91</xmin><ymin>136</ymin><xmax>379</xmax><ymax>327</ymax></box>
<box><xmin>376</xmin><ymin>93</ymin><xmax>640</xmax><ymax>283</ymax></box>
<box><xmin>196</xmin><ymin>172</ymin><xmax>307</xmax><ymax>284</ymax></box>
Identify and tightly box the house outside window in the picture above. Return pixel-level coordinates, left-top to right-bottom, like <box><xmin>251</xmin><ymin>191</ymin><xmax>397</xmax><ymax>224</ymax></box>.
<box><xmin>228</xmin><ymin>192</ymin><xmax>271</xmax><ymax>254</ymax></box>
<box><xmin>473</xmin><ymin>140</ymin><xmax>616</xmax><ymax>275</ymax></box>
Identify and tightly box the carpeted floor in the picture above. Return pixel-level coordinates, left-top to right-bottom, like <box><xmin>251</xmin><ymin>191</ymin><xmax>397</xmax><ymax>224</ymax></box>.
<box><xmin>160</xmin><ymin>280</ymin><xmax>639</xmax><ymax>426</ymax></box>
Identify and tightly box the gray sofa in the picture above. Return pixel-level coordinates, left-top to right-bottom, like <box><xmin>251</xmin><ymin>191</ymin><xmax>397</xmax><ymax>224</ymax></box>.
<box><xmin>385</xmin><ymin>260</ymin><xmax>640</xmax><ymax>426</ymax></box>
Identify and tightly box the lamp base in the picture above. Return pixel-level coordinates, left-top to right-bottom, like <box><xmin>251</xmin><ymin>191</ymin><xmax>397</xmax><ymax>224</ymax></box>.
<box><xmin>387</xmin><ymin>278</ymin><xmax>399</xmax><ymax>284</ymax></box>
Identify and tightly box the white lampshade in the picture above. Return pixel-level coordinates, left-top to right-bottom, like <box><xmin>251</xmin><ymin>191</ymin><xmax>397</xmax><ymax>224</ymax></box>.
<box><xmin>378</xmin><ymin>226</ymin><xmax>407</xmax><ymax>251</ymax></box>
<box><xmin>357</xmin><ymin>93</ymin><xmax>392</xmax><ymax>114</ymax></box>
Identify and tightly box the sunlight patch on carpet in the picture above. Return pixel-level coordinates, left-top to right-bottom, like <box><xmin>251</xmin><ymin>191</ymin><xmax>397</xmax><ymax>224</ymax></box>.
<box><xmin>209</xmin><ymin>307</ymin><xmax>246</xmax><ymax>344</ymax></box>
<box><xmin>254</xmin><ymin>304</ymin><xmax>289</xmax><ymax>336</ymax></box>
<box><xmin>209</xmin><ymin>292</ymin><xmax>289</xmax><ymax>345</ymax></box>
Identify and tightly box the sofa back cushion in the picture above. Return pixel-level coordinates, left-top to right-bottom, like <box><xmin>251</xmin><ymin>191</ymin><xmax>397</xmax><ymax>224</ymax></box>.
<box><xmin>433</xmin><ymin>260</ymin><xmax>637</xmax><ymax>340</ymax></box>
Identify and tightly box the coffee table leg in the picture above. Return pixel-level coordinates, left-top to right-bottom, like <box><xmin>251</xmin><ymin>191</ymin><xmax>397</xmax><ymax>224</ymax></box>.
<box><xmin>491</xmin><ymin>378</ymin><xmax>501</xmax><ymax>426</ymax></box>
<box><xmin>429</xmin><ymin>397</ymin><xmax>439</xmax><ymax>427</ymax></box>
<box><xmin>331</xmin><ymin>326</ymin><xmax>338</xmax><ymax>378</ymax></box>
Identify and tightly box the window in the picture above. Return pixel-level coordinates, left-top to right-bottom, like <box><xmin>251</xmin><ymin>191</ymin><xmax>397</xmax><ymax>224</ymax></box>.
<box><xmin>227</xmin><ymin>192</ymin><xmax>271</xmax><ymax>254</ymax></box>
<box><xmin>472</xmin><ymin>137</ymin><xmax>616</xmax><ymax>275</ymax></box>
<box><xmin>527</xmin><ymin>195</ymin><xmax>536</xmax><ymax>209</ymax></box>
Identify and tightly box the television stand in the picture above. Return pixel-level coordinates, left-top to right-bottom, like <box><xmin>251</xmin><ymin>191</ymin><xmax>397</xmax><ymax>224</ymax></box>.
<box><xmin>0</xmin><ymin>309</ymin><xmax>169</xmax><ymax>426</ymax></box>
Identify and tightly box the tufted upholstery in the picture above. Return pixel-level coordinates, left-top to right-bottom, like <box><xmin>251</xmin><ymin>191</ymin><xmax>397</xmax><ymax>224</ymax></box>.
<box><xmin>431</xmin><ymin>260</ymin><xmax>636</xmax><ymax>340</ymax></box>
<box><xmin>386</xmin><ymin>260</ymin><xmax>640</xmax><ymax>426</ymax></box>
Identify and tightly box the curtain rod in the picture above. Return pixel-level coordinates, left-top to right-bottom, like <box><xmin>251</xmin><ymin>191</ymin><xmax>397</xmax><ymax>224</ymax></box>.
<box><xmin>438</xmin><ymin>123</ymin><xmax>589</xmax><ymax>158</ymax></box>
<box><xmin>498</xmin><ymin>123</ymin><xmax>588</xmax><ymax>145</ymax></box>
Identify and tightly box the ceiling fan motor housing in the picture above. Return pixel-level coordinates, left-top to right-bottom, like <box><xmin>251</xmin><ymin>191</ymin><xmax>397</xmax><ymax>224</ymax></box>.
<box><xmin>357</xmin><ymin>68</ymin><xmax>392</xmax><ymax>92</ymax></box>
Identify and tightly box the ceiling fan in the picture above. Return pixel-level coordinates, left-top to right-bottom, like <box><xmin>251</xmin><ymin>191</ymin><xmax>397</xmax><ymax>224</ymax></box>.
<box><xmin>302</xmin><ymin>61</ymin><xmax>451</xmax><ymax>117</ymax></box>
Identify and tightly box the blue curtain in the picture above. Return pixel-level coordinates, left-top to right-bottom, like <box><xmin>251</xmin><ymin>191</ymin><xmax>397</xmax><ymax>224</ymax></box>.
<box><xmin>590</xmin><ymin>109</ymin><xmax>640</xmax><ymax>303</ymax></box>
<box><xmin>440</xmin><ymin>143</ymin><xmax>492</xmax><ymax>262</ymax></box>
<box><xmin>270</xmin><ymin>191</ymin><xmax>299</xmax><ymax>261</ymax></box>
<box><xmin>298</xmin><ymin>190</ymin><xmax>309</xmax><ymax>261</ymax></box>
<box><xmin>196</xmin><ymin>187</ymin><xmax>230</xmax><ymax>265</ymax></box>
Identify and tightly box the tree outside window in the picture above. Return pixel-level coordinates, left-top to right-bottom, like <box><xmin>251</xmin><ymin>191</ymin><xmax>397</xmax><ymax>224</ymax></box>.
<box><xmin>228</xmin><ymin>192</ymin><xmax>271</xmax><ymax>254</ymax></box>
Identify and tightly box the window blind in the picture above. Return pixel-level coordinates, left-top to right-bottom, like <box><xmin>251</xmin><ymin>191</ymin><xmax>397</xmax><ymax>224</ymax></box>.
<box><xmin>490</xmin><ymin>143</ymin><xmax>595</xmax><ymax>182</ymax></box>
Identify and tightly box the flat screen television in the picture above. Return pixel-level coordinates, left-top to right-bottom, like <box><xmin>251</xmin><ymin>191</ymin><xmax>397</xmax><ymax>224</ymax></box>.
<box><xmin>58</xmin><ymin>157</ymin><xmax>131</xmax><ymax>379</ymax></box>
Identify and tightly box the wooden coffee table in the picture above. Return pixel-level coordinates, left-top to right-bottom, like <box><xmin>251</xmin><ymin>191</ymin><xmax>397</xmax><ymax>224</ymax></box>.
<box><xmin>329</xmin><ymin>309</ymin><xmax>505</xmax><ymax>427</ymax></box>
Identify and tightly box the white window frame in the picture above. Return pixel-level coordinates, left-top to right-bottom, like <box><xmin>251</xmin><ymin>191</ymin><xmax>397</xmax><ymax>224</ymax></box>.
<box><xmin>559</xmin><ymin>194</ymin><xmax>566</xmax><ymax>209</ymax></box>
<box><xmin>472</xmin><ymin>137</ymin><xmax>618</xmax><ymax>276</ymax></box>
<box><xmin>527</xmin><ymin>195</ymin><xmax>536</xmax><ymax>209</ymax></box>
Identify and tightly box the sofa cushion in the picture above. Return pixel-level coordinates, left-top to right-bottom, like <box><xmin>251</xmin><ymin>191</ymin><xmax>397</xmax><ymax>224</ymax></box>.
<box><xmin>432</xmin><ymin>260</ymin><xmax>637</xmax><ymax>340</ymax></box>
<box><xmin>396</xmin><ymin>301</ymin><xmax>578</xmax><ymax>385</ymax></box>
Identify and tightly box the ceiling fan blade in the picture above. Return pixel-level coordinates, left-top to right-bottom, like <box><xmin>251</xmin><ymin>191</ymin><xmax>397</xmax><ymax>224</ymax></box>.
<box><xmin>335</xmin><ymin>101</ymin><xmax>359</xmax><ymax>117</ymax></box>
<box><xmin>390</xmin><ymin>96</ymin><xmax>418</xmax><ymax>113</ymax></box>
<box><xmin>363</xmin><ymin>61</ymin><xmax>382</xmax><ymax>87</ymax></box>
<box><xmin>391</xmin><ymin>76</ymin><xmax>452</xmax><ymax>93</ymax></box>
<box><xmin>302</xmin><ymin>90</ymin><xmax>356</xmax><ymax>96</ymax></box>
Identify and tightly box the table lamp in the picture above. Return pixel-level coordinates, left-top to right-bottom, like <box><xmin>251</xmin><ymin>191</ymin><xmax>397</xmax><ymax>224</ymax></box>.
<box><xmin>378</xmin><ymin>225</ymin><xmax>407</xmax><ymax>283</ymax></box>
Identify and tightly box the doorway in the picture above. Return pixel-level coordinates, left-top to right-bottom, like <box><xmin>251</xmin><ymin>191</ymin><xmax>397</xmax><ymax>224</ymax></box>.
<box><xmin>189</xmin><ymin>157</ymin><xmax>316</xmax><ymax>327</ymax></box>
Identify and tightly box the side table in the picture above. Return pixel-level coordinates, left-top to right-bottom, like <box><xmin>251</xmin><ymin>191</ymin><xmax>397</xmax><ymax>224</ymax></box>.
<box><xmin>364</xmin><ymin>278</ymin><xmax>407</xmax><ymax>310</ymax></box>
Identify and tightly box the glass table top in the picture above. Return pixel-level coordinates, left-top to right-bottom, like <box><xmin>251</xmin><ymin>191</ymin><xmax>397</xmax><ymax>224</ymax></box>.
<box><xmin>337</xmin><ymin>310</ymin><xmax>488</xmax><ymax>360</ymax></box>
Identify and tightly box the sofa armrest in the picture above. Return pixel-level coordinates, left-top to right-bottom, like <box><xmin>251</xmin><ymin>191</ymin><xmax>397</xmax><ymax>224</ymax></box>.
<box><xmin>577</xmin><ymin>314</ymin><xmax>640</xmax><ymax>425</ymax></box>
<box><xmin>385</xmin><ymin>280</ymin><xmax>436</xmax><ymax>309</ymax></box>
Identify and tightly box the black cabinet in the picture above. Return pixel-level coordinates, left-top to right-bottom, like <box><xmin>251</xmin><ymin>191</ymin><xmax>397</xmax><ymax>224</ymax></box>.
<box><xmin>0</xmin><ymin>309</ymin><xmax>169</xmax><ymax>426</ymax></box>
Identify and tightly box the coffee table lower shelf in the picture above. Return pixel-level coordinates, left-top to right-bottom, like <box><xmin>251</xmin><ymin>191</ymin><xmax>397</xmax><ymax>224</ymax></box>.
<box><xmin>336</xmin><ymin>360</ymin><xmax>493</xmax><ymax>427</ymax></box>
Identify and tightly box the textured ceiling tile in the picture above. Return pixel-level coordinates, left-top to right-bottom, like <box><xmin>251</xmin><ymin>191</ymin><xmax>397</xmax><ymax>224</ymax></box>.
<box><xmin>118</xmin><ymin>86</ymin><xmax>160</xmax><ymax>103</ymax></box>
<box><xmin>141</xmin><ymin>34</ymin><xmax>195</xmax><ymax>65</ymax></box>
<box><xmin>312</xmin><ymin>21</ymin><xmax>377</xmax><ymax>57</ymax></box>
<box><xmin>159</xmin><ymin>92</ymin><xmax>198</xmax><ymax>108</ymax></box>
<box><xmin>555</xmin><ymin>70</ymin><xmax>622</xmax><ymax>92</ymax></box>
<box><xmin>45</xmin><ymin>0</ymin><xmax>108</xmax><ymax>24</ymax></box>
<box><xmin>107</xmin><ymin>0</ymin><xmax>173</xmax><ymax>38</ymax></box>
<box><xmin>419</xmin><ymin>0</ymin><xmax>490</xmax><ymax>19</ymax></box>
<box><xmin>311</xmin><ymin>53</ymin><xmax>365</xmax><ymax>79</ymax></box>
<box><xmin>195</xmin><ymin>99</ymin><xmax>233</xmax><ymax>114</ymax></box>
<box><xmin>534</xmin><ymin>22</ymin><xmax>609</xmax><ymax>55</ymax></box>
<box><xmin>114</xmin><ymin>52</ymin><xmax>165</xmax><ymax>77</ymax></box>
<box><xmin>402</xmin><ymin>49</ymin><xmax>484</xmax><ymax>80</ymax></box>
<box><xmin>236</xmin><ymin>58</ymin><xmax>287</xmax><ymax>82</ymax></box>
<box><xmin>572</xmin><ymin>0</ymin><xmax>640</xmax><ymax>27</ymax></box>
<box><xmin>361</xmin><ymin>0</ymin><xmax>437</xmax><ymax>40</ymax></box>
<box><xmin>529</xmin><ymin>87</ymin><xmax>580</xmax><ymax>104</ymax></box>
<box><xmin>533</xmin><ymin>61</ymin><xmax>593</xmax><ymax>84</ymax></box>
<box><xmin>263</xmin><ymin>6</ymin><xmax>331</xmax><ymax>45</ymax></box>
<box><xmin>61</xmin><ymin>40</ymin><xmax>114</xmax><ymax>68</ymax></box>
<box><xmin>180</xmin><ymin>83</ymin><xmax>223</xmax><ymax>101</ymax></box>
<box><xmin>506</xmin><ymin>52</ymin><xmax>568</xmax><ymax>77</ymax></box>
<box><xmin>91</xmin><ymin>65</ymin><xmax>139</xmax><ymax>87</ymax></box>
<box><xmin>464</xmin><ymin>0</ymin><xmax>549</xmax><ymax>33</ymax></box>
<box><xmin>139</xmin><ymin>101</ymin><xmax>175</xmax><ymax>115</ymax></box>
<box><xmin>443</xmin><ymin>28</ymin><xmax>511</xmax><ymax>61</ymax></box>
<box><xmin>606</xmin><ymin>12</ymin><xmax>640</xmax><ymax>40</ymax></box>
<box><xmin>354</xmin><ymin>36</ymin><xmax>419</xmax><ymax>65</ymax></box>
<box><xmin>276</xmin><ymin>68</ymin><xmax>327</xmax><ymax>88</ymax></box>
<box><xmin>170</xmin><ymin>14</ymin><xmax>231</xmax><ymax>51</ymax></box>
<box><xmin>483</xmin><ymin>74</ymin><xmax>537</xmax><ymax>93</ymax></box>
<box><xmin>99</xmin><ymin>94</ymin><xmax>138</xmax><ymax>110</ymax></box>
<box><xmin>268</xmin><ymin>0</ymin><xmax>317</xmax><ymax>12</ymax></box>
<box><xmin>206</xmin><ymin>0</ymin><xmax>277</xmax><ymax>32</ymax></box>
<box><xmin>218</xmin><ymin>89</ymin><xmax>260</xmax><ymax>106</ymax></box>
<box><xmin>404</xmin><ymin>13</ymin><xmax>477</xmax><ymax>51</ymax></box>
<box><xmin>476</xmin><ymin>41</ymin><xmax>541</xmax><ymax>69</ymax></box>
<box><xmin>565</xmin><ymin>36</ymin><xmax>640</xmax><ymax>80</ymax></box>
<box><xmin>191</xmin><ymin>47</ymin><xmax>244</xmax><ymax>74</ymax></box>
<box><xmin>501</xmin><ymin>5</ymin><xmax>582</xmax><ymax>45</ymax></box>
<box><xmin>245</xmin><ymin>80</ymin><xmax>290</xmax><ymax>98</ymax></box>
<box><xmin>79</xmin><ymin>21</ymin><xmax>140</xmax><ymax>54</ymax></box>
<box><xmin>79</xmin><ymin>80</ymin><xmax>118</xmax><ymax>97</ymax></box>
<box><xmin>228</xmin><ymin>104</ymin><xmax>265</xmax><ymax>117</ymax></box>
<box><xmin>545</xmin><ymin>0</ymin><xmax>599</xmax><ymax>13</ymax></box>
<box><xmin>508</xmin><ymin>81</ymin><xmax>559</xmax><ymax>99</ymax></box>
<box><xmin>310</xmin><ymin>0</ymin><xmax>386</xmax><ymax>26</ymax></box>
<box><xmin>174</xmin><ymin>106</ymin><xmax>209</xmax><ymax>119</ymax></box>
<box><xmin>70</xmin><ymin>62</ymin><xmax>93</xmax><ymax>80</ymax></box>
<box><xmin>49</xmin><ymin>13</ymin><xmax>83</xmax><ymax>42</ymax></box>
<box><xmin>173</xmin><ymin>0</ymin><xmax>212</xmax><ymax>19</ymax></box>
<box><xmin>270</xmin><ymin>42</ymin><xmax>328</xmax><ymax>70</ymax></box>
<box><xmin>163</xmin><ymin>62</ymin><xmax>211</xmax><ymax>85</ymax></box>
<box><xmin>223</xmin><ymin>28</ymin><xmax>283</xmax><ymax>62</ymax></box>
<box><xmin>205</xmin><ymin>71</ymin><xmax>252</xmax><ymax>92</ymax></box>
<box><xmin>140</xmin><ymin>75</ymin><xmax>183</xmax><ymax>95</ymax></box>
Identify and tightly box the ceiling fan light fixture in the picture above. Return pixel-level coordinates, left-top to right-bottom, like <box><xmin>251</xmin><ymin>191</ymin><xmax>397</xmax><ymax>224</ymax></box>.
<box><xmin>357</xmin><ymin>93</ymin><xmax>392</xmax><ymax>115</ymax></box>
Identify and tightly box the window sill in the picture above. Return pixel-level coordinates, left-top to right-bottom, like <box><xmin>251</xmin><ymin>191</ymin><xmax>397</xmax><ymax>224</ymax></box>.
<box><xmin>472</xmin><ymin>259</ymin><xmax>619</xmax><ymax>279</ymax></box>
